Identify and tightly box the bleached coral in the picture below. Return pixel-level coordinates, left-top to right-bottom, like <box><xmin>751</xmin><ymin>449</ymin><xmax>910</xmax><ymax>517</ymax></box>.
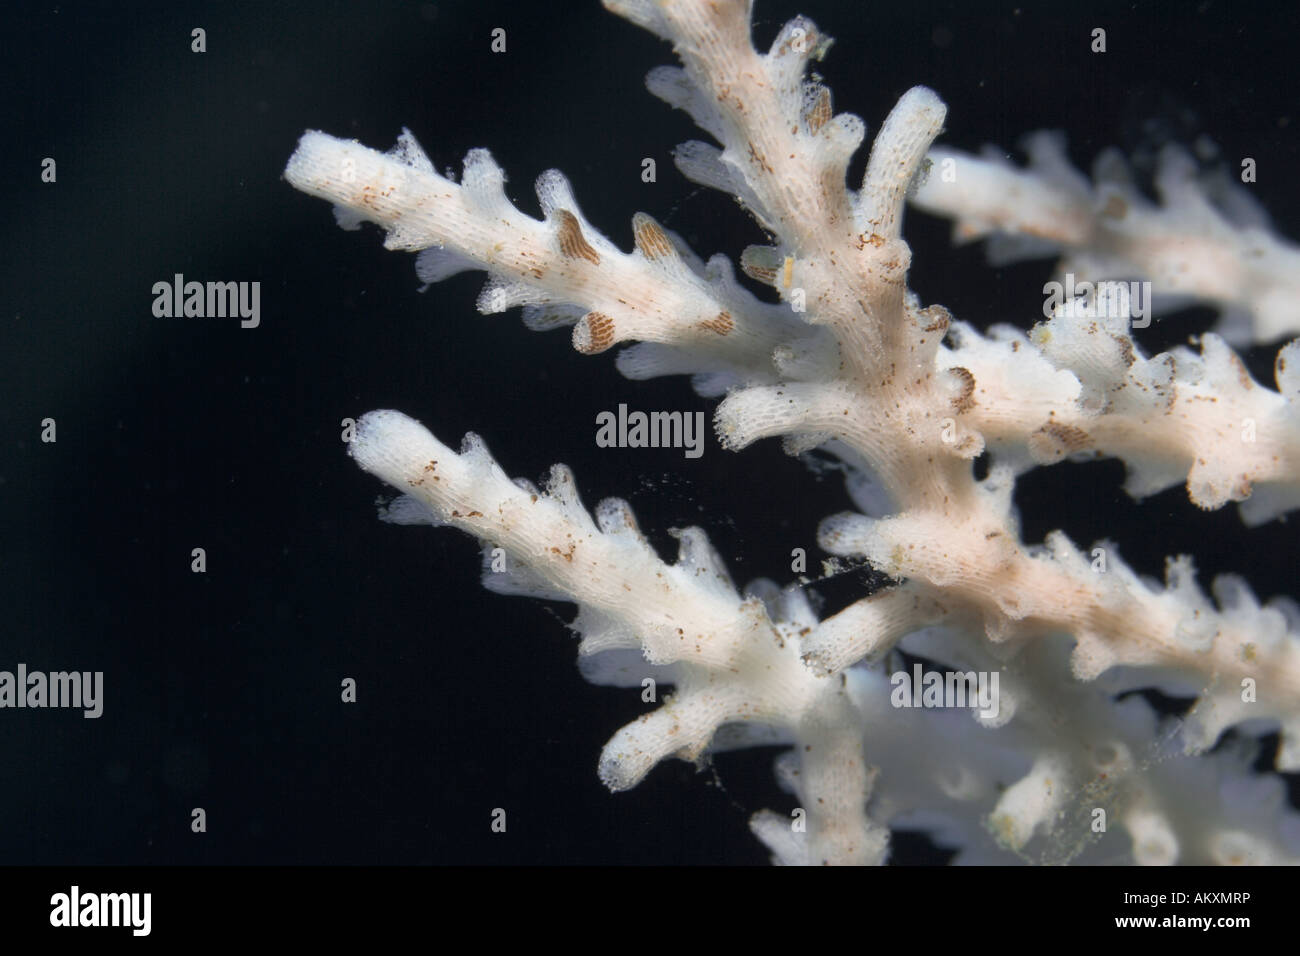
<box><xmin>285</xmin><ymin>0</ymin><xmax>1300</xmax><ymax>864</ymax></box>
<box><xmin>911</xmin><ymin>133</ymin><xmax>1300</xmax><ymax>345</ymax></box>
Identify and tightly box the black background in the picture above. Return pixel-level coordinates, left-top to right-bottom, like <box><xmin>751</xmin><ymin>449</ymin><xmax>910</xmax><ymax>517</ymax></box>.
<box><xmin>3</xmin><ymin>0</ymin><xmax>1298</xmax><ymax>866</ymax></box>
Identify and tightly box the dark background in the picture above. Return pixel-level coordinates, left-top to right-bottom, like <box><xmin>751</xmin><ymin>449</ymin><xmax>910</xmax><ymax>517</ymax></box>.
<box><xmin>2</xmin><ymin>0</ymin><xmax>1297</xmax><ymax>865</ymax></box>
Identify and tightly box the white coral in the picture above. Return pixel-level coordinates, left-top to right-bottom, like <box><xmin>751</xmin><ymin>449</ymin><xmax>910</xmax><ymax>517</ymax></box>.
<box><xmin>286</xmin><ymin>0</ymin><xmax>1300</xmax><ymax>864</ymax></box>
<box><xmin>911</xmin><ymin>134</ymin><xmax>1300</xmax><ymax>344</ymax></box>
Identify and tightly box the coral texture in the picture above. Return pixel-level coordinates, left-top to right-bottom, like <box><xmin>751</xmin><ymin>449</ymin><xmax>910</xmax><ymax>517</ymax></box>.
<box><xmin>284</xmin><ymin>0</ymin><xmax>1300</xmax><ymax>864</ymax></box>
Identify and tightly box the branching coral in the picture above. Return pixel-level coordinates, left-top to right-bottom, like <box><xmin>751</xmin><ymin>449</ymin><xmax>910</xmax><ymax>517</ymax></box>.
<box><xmin>284</xmin><ymin>0</ymin><xmax>1300</xmax><ymax>864</ymax></box>
<box><xmin>911</xmin><ymin>133</ymin><xmax>1300</xmax><ymax>345</ymax></box>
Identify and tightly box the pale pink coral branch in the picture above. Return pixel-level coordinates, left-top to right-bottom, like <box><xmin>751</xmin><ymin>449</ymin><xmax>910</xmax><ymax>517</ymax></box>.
<box><xmin>286</xmin><ymin>0</ymin><xmax>1300</xmax><ymax>864</ymax></box>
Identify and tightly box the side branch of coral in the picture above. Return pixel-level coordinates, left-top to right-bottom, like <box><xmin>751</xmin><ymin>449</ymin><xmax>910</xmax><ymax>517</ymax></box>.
<box><xmin>911</xmin><ymin>135</ymin><xmax>1300</xmax><ymax>344</ymax></box>
<box><xmin>348</xmin><ymin>407</ymin><xmax>917</xmax><ymax>864</ymax></box>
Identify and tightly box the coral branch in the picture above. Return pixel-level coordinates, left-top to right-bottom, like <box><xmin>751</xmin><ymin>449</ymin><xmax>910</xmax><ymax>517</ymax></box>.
<box><xmin>912</xmin><ymin>136</ymin><xmax>1300</xmax><ymax>344</ymax></box>
<box><xmin>289</xmin><ymin>0</ymin><xmax>1300</xmax><ymax>864</ymax></box>
<box><xmin>348</xmin><ymin>408</ymin><xmax>894</xmax><ymax>862</ymax></box>
<box><xmin>284</xmin><ymin>129</ymin><xmax>803</xmax><ymax>389</ymax></box>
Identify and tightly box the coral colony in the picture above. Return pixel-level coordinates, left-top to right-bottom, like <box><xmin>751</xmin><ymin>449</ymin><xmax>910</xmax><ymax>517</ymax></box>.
<box><xmin>285</xmin><ymin>0</ymin><xmax>1300</xmax><ymax>864</ymax></box>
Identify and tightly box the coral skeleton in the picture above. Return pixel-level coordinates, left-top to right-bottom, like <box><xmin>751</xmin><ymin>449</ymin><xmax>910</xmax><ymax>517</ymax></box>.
<box><xmin>285</xmin><ymin>0</ymin><xmax>1300</xmax><ymax>864</ymax></box>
